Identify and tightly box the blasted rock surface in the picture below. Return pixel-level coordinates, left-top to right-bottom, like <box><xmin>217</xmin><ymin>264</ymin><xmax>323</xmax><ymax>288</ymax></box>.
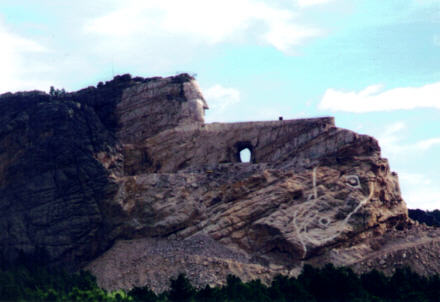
<box><xmin>0</xmin><ymin>74</ymin><xmax>205</xmax><ymax>267</ymax></box>
<box><xmin>0</xmin><ymin>73</ymin><xmax>435</xmax><ymax>291</ymax></box>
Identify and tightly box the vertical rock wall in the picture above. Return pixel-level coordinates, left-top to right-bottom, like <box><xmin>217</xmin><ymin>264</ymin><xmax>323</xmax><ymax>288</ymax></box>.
<box><xmin>0</xmin><ymin>73</ymin><xmax>204</xmax><ymax>267</ymax></box>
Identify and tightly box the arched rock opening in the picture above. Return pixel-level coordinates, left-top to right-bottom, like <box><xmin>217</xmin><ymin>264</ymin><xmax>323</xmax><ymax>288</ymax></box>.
<box><xmin>234</xmin><ymin>141</ymin><xmax>254</xmax><ymax>163</ymax></box>
<box><xmin>240</xmin><ymin>148</ymin><xmax>251</xmax><ymax>163</ymax></box>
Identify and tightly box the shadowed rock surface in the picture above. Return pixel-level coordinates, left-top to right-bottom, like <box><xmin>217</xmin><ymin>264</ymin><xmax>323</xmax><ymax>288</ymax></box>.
<box><xmin>0</xmin><ymin>74</ymin><xmax>203</xmax><ymax>267</ymax></box>
<box><xmin>0</xmin><ymin>73</ymin><xmax>437</xmax><ymax>291</ymax></box>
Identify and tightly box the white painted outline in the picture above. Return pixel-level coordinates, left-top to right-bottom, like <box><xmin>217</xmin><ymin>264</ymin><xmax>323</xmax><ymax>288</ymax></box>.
<box><xmin>345</xmin><ymin>175</ymin><xmax>361</xmax><ymax>189</ymax></box>
<box><xmin>291</xmin><ymin>167</ymin><xmax>375</xmax><ymax>259</ymax></box>
<box><xmin>312</xmin><ymin>166</ymin><xmax>318</xmax><ymax>199</ymax></box>
<box><xmin>319</xmin><ymin>217</ymin><xmax>329</xmax><ymax>227</ymax></box>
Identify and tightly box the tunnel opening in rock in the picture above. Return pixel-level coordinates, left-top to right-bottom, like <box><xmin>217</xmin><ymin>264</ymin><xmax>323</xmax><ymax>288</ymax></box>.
<box><xmin>234</xmin><ymin>141</ymin><xmax>254</xmax><ymax>163</ymax></box>
<box><xmin>240</xmin><ymin>148</ymin><xmax>251</xmax><ymax>163</ymax></box>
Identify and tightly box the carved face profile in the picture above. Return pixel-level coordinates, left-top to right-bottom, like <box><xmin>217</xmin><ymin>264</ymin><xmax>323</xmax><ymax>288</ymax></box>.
<box><xmin>182</xmin><ymin>80</ymin><xmax>209</xmax><ymax>122</ymax></box>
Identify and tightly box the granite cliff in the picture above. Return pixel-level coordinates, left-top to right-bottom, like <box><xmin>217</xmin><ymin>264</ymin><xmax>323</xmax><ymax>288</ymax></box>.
<box><xmin>1</xmin><ymin>74</ymin><xmax>439</xmax><ymax>292</ymax></box>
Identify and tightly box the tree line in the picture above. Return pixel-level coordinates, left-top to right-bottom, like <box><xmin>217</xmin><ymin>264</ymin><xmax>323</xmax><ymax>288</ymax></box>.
<box><xmin>1</xmin><ymin>263</ymin><xmax>440</xmax><ymax>301</ymax></box>
<box><xmin>408</xmin><ymin>209</ymin><xmax>440</xmax><ymax>227</ymax></box>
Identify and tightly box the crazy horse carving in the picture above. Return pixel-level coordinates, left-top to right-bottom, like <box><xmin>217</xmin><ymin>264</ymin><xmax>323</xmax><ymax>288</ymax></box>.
<box><xmin>3</xmin><ymin>73</ymin><xmax>435</xmax><ymax>293</ymax></box>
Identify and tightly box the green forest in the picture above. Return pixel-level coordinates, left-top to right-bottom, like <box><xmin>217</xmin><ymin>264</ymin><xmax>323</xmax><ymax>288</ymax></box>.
<box><xmin>408</xmin><ymin>209</ymin><xmax>440</xmax><ymax>227</ymax></box>
<box><xmin>1</xmin><ymin>263</ymin><xmax>440</xmax><ymax>302</ymax></box>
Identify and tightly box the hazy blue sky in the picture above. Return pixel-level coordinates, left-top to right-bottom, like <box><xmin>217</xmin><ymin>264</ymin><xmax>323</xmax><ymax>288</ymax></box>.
<box><xmin>1</xmin><ymin>0</ymin><xmax>439</xmax><ymax>209</ymax></box>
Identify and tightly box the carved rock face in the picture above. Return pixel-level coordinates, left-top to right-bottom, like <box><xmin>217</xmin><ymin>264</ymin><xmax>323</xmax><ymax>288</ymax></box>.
<box><xmin>110</xmin><ymin>156</ymin><xmax>405</xmax><ymax>263</ymax></box>
<box><xmin>182</xmin><ymin>80</ymin><xmax>209</xmax><ymax>123</ymax></box>
<box><xmin>0</xmin><ymin>74</ymin><xmax>205</xmax><ymax>266</ymax></box>
<box><xmin>0</xmin><ymin>74</ymin><xmax>419</xmax><ymax>292</ymax></box>
<box><xmin>116</xmin><ymin>76</ymin><xmax>207</xmax><ymax>144</ymax></box>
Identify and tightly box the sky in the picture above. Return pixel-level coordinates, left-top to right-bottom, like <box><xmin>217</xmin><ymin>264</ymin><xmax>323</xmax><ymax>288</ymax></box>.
<box><xmin>0</xmin><ymin>0</ymin><xmax>439</xmax><ymax>209</ymax></box>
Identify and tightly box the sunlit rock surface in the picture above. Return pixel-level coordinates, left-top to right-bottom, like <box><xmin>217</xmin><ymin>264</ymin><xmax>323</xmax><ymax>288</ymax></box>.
<box><xmin>1</xmin><ymin>73</ymin><xmax>436</xmax><ymax>292</ymax></box>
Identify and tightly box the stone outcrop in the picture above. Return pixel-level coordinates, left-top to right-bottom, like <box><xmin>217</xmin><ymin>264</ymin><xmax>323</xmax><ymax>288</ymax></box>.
<box><xmin>0</xmin><ymin>74</ymin><xmax>205</xmax><ymax>267</ymax></box>
<box><xmin>0</xmin><ymin>73</ymin><xmax>437</xmax><ymax>291</ymax></box>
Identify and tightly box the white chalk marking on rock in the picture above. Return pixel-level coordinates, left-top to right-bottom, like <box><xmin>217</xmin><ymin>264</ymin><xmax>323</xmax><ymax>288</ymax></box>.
<box><xmin>345</xmin><ymin>175</ymin><xmax>362</xmax><ymax>189</ymax></box>
<box><xmin>292</xmin><ymin>167</ymin><xmax>319</xmax><ymax>258</ymax></box>
<box><xmin>343</xmin><ymin>182</ymin><xmax>374</xmax><ymax>225</ymax></box>
<box><xmin>291</xmin><ymin>168</ymin><xmax>375</xmax><ymax>259</ymax></box>
<box><xmin>312</xmin><ymin>167</ymin><xmax>318</xmax><ymax>200</ymax></box>
<box><xmin>292</xmin><ymin>210</ymin><xmax>308</xmax><ymax>258</ymax></box>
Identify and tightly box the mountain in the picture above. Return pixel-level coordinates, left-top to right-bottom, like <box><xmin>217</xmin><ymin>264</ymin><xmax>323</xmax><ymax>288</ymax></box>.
<box><xmin>1</xmin><ymin>73</ymin><xmax>439</xmax><ymax>292</ymax></box>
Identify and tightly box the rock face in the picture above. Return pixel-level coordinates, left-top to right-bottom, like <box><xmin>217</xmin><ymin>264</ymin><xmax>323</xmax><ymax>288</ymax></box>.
<box><xmin>0</xmin><ymin>74</ymin><xmax>205</xmax><ymax>267</ymax></box>
<box><xmin>0</xmin><ymin>73</ymin><xmax>436</xmax><ymax>291</ymax></box>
